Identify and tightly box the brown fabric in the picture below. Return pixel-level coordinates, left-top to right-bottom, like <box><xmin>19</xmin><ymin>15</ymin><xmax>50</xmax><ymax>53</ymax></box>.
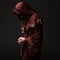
<box><xmin>20</xmin><ymin>12</ymin><xmax>43</xmax><ymax>60</ymax></box>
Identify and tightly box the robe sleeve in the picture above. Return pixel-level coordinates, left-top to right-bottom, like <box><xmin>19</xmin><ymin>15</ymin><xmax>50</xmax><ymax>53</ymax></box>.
<box><xmin>26</xmin><ymin>18</ymin><xmax>43</xmax><ymax>46</ymax></box>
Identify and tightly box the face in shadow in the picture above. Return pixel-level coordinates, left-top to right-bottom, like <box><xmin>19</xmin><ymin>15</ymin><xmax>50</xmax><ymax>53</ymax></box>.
<box><xmin>13</xmin><ymin>2</ymin><xmax>34</xmax><ymax>21</ymax></box>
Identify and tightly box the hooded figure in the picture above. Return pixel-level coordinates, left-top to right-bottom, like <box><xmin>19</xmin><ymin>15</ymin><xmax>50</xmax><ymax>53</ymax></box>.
<box><xmin>13</xmin><ymin>1</ymin><xmax>43</xmax><ymax>60</ymax></box>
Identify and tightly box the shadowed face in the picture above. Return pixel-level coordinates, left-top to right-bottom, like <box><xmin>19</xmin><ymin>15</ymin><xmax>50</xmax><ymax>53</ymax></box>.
<box><xmin>13</xmin><ymin>7</ymin><xmax>28</xmax><ymax>21</ymax></box>
<box><xmin>13</xmin><ymin>2</ymin><xmax>33</xmax><ymax>21</ymax></box>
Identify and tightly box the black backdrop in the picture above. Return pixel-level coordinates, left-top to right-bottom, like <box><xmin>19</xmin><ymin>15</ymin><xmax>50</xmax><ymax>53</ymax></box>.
<box><xmin>0</xmin><ymin>0</ymin><xmax>60</xmax><ymax>60</ymax></box>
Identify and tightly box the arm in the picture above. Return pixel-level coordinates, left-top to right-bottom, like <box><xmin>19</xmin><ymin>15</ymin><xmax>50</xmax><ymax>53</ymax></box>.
<box><xmin>25</xmin><ymin>30</ymin><xmax>41</xmax><ymax>46</ymax></box>
<box><xmin>17</xmin><ymin>29</ymin><xmax>41</xmax><ymax>46</ymax></box>
<box><xmin>25</xmin><ymin>17</ymin><xmax>43</xmax><ymax>46</ymax></box>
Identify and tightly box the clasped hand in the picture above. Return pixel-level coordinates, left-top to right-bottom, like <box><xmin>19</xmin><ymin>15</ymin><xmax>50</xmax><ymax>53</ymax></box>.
<box><xmin>17</xmin><ymin>37</ymin><xmax>25</xmax><ymax>44</ymax></box>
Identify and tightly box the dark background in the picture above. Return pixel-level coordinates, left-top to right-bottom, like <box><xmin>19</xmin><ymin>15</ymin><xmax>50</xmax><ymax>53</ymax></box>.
<box><xmin>0</xmin><ymin>0</ymin><xmax>60</xmax><ymax>60</ymax></box>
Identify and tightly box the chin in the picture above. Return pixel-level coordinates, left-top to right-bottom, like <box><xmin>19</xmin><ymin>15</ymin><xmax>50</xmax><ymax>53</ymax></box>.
<box><xmin>18</xmin><ymin>17</ymin><xmax>25</xmax><ymax>21</ymax></box>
